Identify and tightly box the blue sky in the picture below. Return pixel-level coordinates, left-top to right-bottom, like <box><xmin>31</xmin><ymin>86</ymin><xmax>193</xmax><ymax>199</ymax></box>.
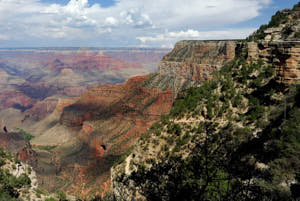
<box><xmin>0</xmin><ymin>0</ymin><xmax>298</xmax><ymax>48</ymax></box>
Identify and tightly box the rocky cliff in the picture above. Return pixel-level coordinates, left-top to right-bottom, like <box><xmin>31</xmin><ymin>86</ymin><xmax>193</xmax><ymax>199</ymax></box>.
<box><xmin>111</xmin><ymin>4</ymin><xmax>300</xmax><ymax>201</ymax></box>
<box><xmin>160</xmin><ymin>39</ymin><xmax>300</xmax><ymax>86</ymax></box>
<box><xmin>34</xmin><ymin>75</ymin><xmax>175</xmax><ymax>198</ymax></box>
<box><xmin>40</xmin><ymin>18</ymin><xmax>300</xmax><ymax>198</ymax></box>
<box><xmin>247</xmin><ymin>41</ymin><xmax>300</xmax><ymax>84</ymax></box>
<box><xmin>0</xmin><ymin>132</ymin><xmax>36</xmax><ymax>163</ymax></box>
<box><xmin>0</xmin><ymin>48</ymin><xmax>168</xmax><ymax>127</ymax></box>
<box><xmin>2</xmin><ymin>4</ymin><xmax>300</xmax><ymax>200</ymax></box>
<box><xmin>157</xmin><ymin>40</ymin><xmax>240</xmax><ymax>91</ymax></box>
<box><xmin>33</xmin><ymin>40</ymin><xmax>241</xmax><ymax>198</ymax></box>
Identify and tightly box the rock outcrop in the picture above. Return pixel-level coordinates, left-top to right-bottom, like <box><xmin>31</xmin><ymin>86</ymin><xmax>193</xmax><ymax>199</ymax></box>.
<box><xmin>247</xmin><ymin>41</ymin><xmax>300</xmax><ymax>84</ymax></box>
<box><xmin>0</xmin><ymin>132</ymin><xmax>37</xmax><ymax>164</ymax></box>
<box><xmin>160</xmin><ymin>39</ymin><xmax>300</xmax><ymax>86</ymax></box>
<box><xmin>110</xmin><ymin>4</ymin><xmax>300</xmax><ymax>201</ymax></box>
<box><xmin>52</xmin><ymin>40</ymin><xmax>246</xmax><ymax>198</ymax></box>
<box><xmin>158</xmin><ymin>40</ymin><xmax>239</xmax><ymax>83</ymax></box>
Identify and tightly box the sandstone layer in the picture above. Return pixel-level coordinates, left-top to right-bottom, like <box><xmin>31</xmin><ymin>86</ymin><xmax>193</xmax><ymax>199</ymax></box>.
<box><xmin>247</xmin><ymin>41</ymin><xmax>300</xmax><ymax>84</ymax></box>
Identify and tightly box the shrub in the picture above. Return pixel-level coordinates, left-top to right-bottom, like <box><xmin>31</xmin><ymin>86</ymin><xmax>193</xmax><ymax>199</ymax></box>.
<box><xmin>268</xmin><ymin>11</ymin><xmax>288</xmax><ymax>27</ymax></box>
<box><xmin>294</xmin><ymin>31</ymin><xmax>300</xmax><ymax>39</ymax></box>
<box><xmin>57</xmin><ymin>191</ymin><xmax>67</xmax><ymax>201</ymax></box>
<box><xmin>45</xmin><ymin>198</ymin><xmax>57</xmax><ymax>201</ymax></box>
<box><xmin>17</xmin><ymin>128</ymin><xmax>35</xmax><ymax>141</ymax></box>
<box><xmin>167</xmin><ymin>123</ymin><xmax>181</xmax><ymax>136</ymax></box>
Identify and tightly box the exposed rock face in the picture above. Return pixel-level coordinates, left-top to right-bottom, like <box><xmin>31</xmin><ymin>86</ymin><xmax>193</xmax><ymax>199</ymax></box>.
<box><xmin>162</xmin><ymin>40</ymin><xmax>237</xmax><ymax>63</ymax></box>
<box><xmin>110</xmin><ymin>5</ymin><xmax>300</xmax><ymax>200</ymax></box>
<box><xmin>52</xmin><ymin>41</ymin><xmax>247</xmax><ymax>198</ymax></box>
<box><xmin>159</xmin><ymin>39</ymin><xmax>300</xmax><ymax>85</ymax></box>
<box><xmin>158</xmin><ymin>39</ymin><xmax>300</xmax><ymax>86</ymax></box>
<box><xmin>0</xmin><ymin>48</ymin><xmax>168</xmax><ymax>118</ymax></box>
<box><xmin>0</xmin><ymin>90</ymin><xmax>36</xmax><ymax>111</ymax></box>
<box><xmin>256</xmin><ymin>7</ymin><xmax>300</xmax><ymax>42</ymax></box>
<box><xmin>0</xmin><ymin>132</ymin><xmax>37</xmax><ymax>164</ymax></box>
<box><xmin>247</xmin><ymin>41</ymin><xmax>300</xmax><ymax>84</ymax></box>
<box><xmin>60</xmin><ymin>75</ymin><xmax>174</xmax><ymax>127</ymax></box>
<box><xmin>245</xmin><ymin>4</ymin><xmax>300</xmax><ymax>84</ymax></box>
<box><xmin>24</xmin><ymin>97</ymin><xmax>59</xmax><ymax>121</ymax></box>
<box><xmin>159</xmin><ymin>40</ymin><xmax>238</xmax><ymax>83</ymax></box>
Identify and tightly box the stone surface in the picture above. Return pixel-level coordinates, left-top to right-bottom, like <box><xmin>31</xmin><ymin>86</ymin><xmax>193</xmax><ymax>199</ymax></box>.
<box><xmin>0</xmin><ymin>132</ymin><xmax>37</xmax><ymax>164</ymax></box>
<box><xmin>247</xmin><ymin>41</ymin><xmax>300</xmax><ymax>84</ymax></box>
<box><xmin>159</xmin><ymin>40</ymin><xmax>238</xmax><ymax>82</ymax></box>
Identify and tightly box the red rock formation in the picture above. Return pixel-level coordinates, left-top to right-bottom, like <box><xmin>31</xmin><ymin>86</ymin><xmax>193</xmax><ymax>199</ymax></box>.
<box><xmin>0</xmin><ymin>48</ymin><xmax>172</xmax><ymax>199</ymax></box>
<box><xmin>55</xmin><ymin>98</ymin><xmax>80</xmax><ymax>113</ymax></box>
<box><xmin>60</xmin><ymin>75</ymin><xmax>174</xmax><ymax>127</ymax></box>
<box><xmin>0</xmin><ymin>132</ymin><xmax>36</xmax><ymax>163</ymax></box>
<box><xmin>24</xmin><ymin>97</ymin><xmax>58</xmax><ymax>121</ymax></box>
<box><xmin>53</xmin><ymin>75</ymin><xmax>175</xmax><ymax>198</ymax></box>
<box><xmin>0</xmin><ymin>90</ymin><xmax>36</xmax><ymax>111</ymax></box>
<box><xmin>158</xmin><ymin>40</ymin><xmax>239</xmax><ymax>82</ymax></box>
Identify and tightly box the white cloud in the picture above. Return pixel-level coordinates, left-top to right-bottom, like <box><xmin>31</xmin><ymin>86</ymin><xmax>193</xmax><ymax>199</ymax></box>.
<box><xmin>105</xmin><ymin>17</ymin><xmax>119</xmax><ymax>26</ymax></box>
<box><xmin>137</xmin><ymin>28</ymin><xmax>257</xmax><ymax>46</ymax></box>
<box><xmin>0</xmin><ymin>0</ymin><xmax>272</xmax><ymax>46</ymax></box>
<box><xmin>0</xmin><ymin>34</ymin><xmax>9</xmax><ymax>40</ymax></box>
<box><xmin>168</xmin><ymin>29</ymin><xmax>203</xmax><ymax>38</ymax></box>
<box><xmin>120</xmin><ymin>9</ymin><xmax>153</xmax><ymax>28</ymax></box>
<box><xmin>137</xmin><ymin>34</ymin><xmax>166</xmax><ymax>43</ymax></box>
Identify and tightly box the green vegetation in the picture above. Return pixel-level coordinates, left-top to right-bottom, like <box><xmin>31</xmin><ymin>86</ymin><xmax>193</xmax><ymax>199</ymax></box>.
<box><xmin>35</xmin><ymin>145</ymin><xmax>56</xmax><ymax>151</ymax></box>
<box><xmin>247</xmin><ymin>10</ymin><xmax>289</xmax><ymax>41</ymax></box>
<box><xmin>45</xmin><ymin>197</ymin><xmax>57</xmax><ymax>201</ymax></box>
<box><xmin>293</xmin><ymin>2</ymin><xmax>300</xmax><ymax>11</ymax></box>
<box><xmin>17</xmin><ymin>128</ymin><xmax>35</xmax><ymax>141</ymax></box>
<box><xmin>268</xmin><ymin>11</ymin><xmax>288</xmax><ymax>27</ymax></box>
<box><xmin>0</xmin><ymin>148</ymin><xmax>31</xmax><ymax>201</ymax></box>
<box><xmin>117</xmin><ymin>55</ymin><xmax>300</xmax><ymax>201</ymax></box>
<box><xmin>170</xmin><ymin>58</ymin><xmax>275</xmax><ymax>123</ymax></box>
<box><xmin>294</xmin><ymin>31</ymin><xmax>300</xmax><ymax>39</ymax></box>
<box><xmin>57</xmin><ymin>191</ymin><xmax>67</xmax><ymax>201</ymax></box>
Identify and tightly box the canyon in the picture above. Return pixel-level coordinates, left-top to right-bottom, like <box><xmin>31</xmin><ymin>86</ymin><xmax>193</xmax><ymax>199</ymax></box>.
<box><xmin>0</xmin><ymin>48</ymin><xmax>169</xmax><ymax>198</ymax></box>
<box><xmin>111</xmin><ymin>5</ymin><xmax>300</xmax><ymax>201</ymax></box>
<box><xmin>1</xmin><ymin>40</ymin><xmax>299</xmax><ymax>199</ymax></box>
<box><xmin>0</xmin><ymin>3</ymin><xmax>299</xmax><ymax>201</ymax></box>
<box><xmin>0</xmin><ymin>41</ymin><xmax>242</xmax><ymax>198</ymax></box>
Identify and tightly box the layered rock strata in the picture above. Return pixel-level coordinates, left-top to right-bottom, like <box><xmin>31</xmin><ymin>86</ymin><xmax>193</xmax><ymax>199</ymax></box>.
<box><xmin>158</xmin><ymin>40</ymin><xmax>239</xmax><ymax>83</ymax></box>
<box><xmin>247</xmin><ymin>41</ymin><xmax>300</xmax><ymax>84</ymax></box>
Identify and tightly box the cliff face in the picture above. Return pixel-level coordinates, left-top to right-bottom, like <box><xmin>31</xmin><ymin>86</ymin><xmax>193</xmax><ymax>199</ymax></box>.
<box><xmin>0</xmin><ymin>48</ymin><xmax>168</xmax><ymax>128</ymax></box>
<box><xmin>247</xmin><ymin>41</ymin><xmax>300</xmax><ymax>84</ymax></box>
<box><xmin>245</xmin><ymin>3</ymin><xmax>300</xmax><ymax>84</ymax></box>
<box><xmin>60</xmin><ymin>76</ymin><xmax>174</xmax><ymax>127</ymax></box>
<box><xmin>46</xmin><ymin>38</ymin><xmax>299</xmax><ymax>198</ymax></box>
<box><xmin>158</xmin><ymin>41</ymin><xmax>239</xmax><ymax>87</ymax></box>
<box><xmin>111</xmin><ymin>5</ymin><xmax>300</xmax><ymax>201</ymax></box>
<box><xmin>159</xmin><ymin>39</ymin><xmax>300</xmax><ymax>86</ymax></box>
<box><xmin>0</xmin><ymin>132</ymin><xmax>37</xmax><ymax>164</ymax></box>
<box><xmin>36</xmin><ymin>75</ymin><xmax>174</xmax><ymax>198</ymax></box>
<box><xmin>34</xmin><ymin>41</ymin><xmax>242</xmax><ymax>198</ymax></box>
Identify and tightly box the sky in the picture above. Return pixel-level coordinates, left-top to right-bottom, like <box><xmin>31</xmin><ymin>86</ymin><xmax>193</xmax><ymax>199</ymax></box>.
<box><xmin>0</xmin><ymin>0</ymin><xmax>299</xmax><ymax>48</ymax></box>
